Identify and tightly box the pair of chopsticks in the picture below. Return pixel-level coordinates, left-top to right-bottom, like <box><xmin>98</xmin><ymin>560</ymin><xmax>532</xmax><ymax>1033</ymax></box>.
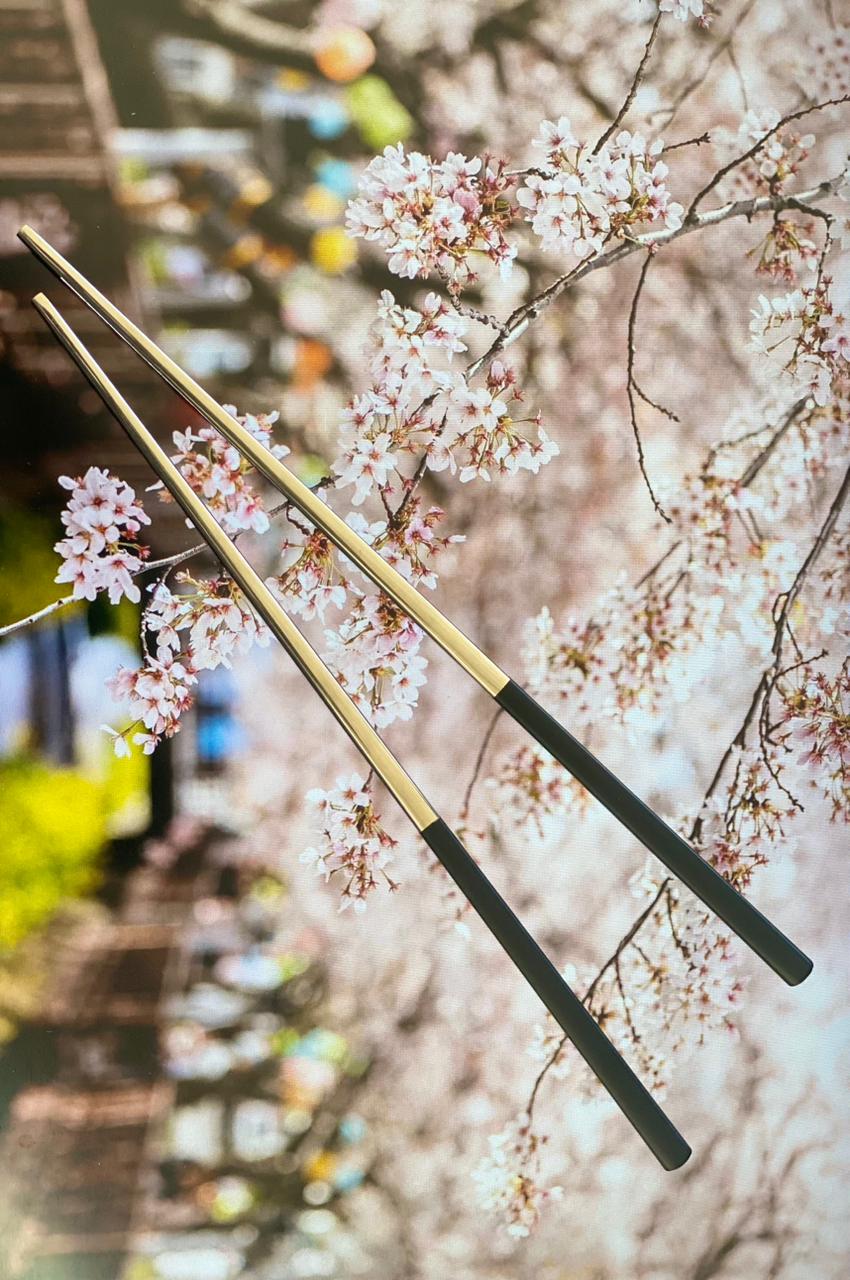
<box><xmin>21</xmin><ymin>225</ymin><xmax>812</xmax><ymax>1169</ymax></box>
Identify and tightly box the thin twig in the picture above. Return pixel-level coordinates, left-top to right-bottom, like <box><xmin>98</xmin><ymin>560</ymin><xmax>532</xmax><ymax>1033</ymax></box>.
<box><xmin>0</xmin><ymin>484</ymin><xmax>330</xmax><ymax>640</ymax></box>
<box><xmin>593</xmin><ymin>14</ymin><xmax>662</xmax><ymax>154</ymax></box>
<box><xmin>626</xmin><ymin>252</ymin><xmax>673</xmax><ymax>523</ymax></box>
<box><xmin>458</xmin><ymin>707</ymin><xmax>503</xmax><ymax>826</ymax></box>
<box><xmin>663</xmin><ymin>131</ymin><xmax>712</xmax><ymax>153</ymax></box>
<box><xmin>687</xmin><ymin>94</ymin><xmax>850</xmax><ymax>219</ymax></box>
<box><xmin>466</xmin><ymin>175</ymin><xmax>844</xmax><ymax>381</ymax></box>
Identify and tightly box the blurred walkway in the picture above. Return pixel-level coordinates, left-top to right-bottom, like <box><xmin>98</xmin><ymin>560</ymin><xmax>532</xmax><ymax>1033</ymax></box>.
<box><xmin>0</xmin><ymin>831</ymin><xmax>217</xmax><ymax>1279</ymax></box>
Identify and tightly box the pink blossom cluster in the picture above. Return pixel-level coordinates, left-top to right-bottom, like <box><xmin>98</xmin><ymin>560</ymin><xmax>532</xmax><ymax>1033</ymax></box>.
<box><xmin>749</xmin><ymin>278</ymin><xmax>849</xmax><ymax>408</ymax></box>
<box><xmin>488</xmin><ymin>743</ymin><xmax>584</xmax><ymax>836</ymax></box>
<box><xmin>54</xmin><ymin>467</ymin><xmax>150</xmax><ymax>604</ymax></box>
<box><xmin>104</xmin><ymin>649</ymin><xmax>196</xmax><ymax>757</ymax></box>
<box><xmin>332</xmin><ymin>292</ymin><xmax>556</xmax><ymax>499</ymax></box>
<box><xmin>300</xmin><ymin>773</ymin><xmax>398</xmax><ymax>911</ymax></box>
<box><xmin>267</xmin><ymin>525</ymin><xmax>350</xmax><ymax>620</ymax></box>
<box><xmin>144</xmin><ymin>575</ymin><xmax>269</xmax><ymax>670</ymax></box>
<box><xmin>323</xmin><ymin>593</ymin><xmax>427</xmax><ymax>729</ymax></box>
<box><xmin>516</xmin><ymin>120</ymin><xmax>683</xmax><ymax>260</ymax></box>
<box><xmin>471</xmin><ymin>1115</ymin><xmax>562</xmax><ymax>1238</ymax></box>
<box><xmin>368</xmin><ymin>501</ymin><xmax>464</xmax><ymax>589</ymax></box>
<box><xmin>665</xmin><ymin>463</ymin><xmax>757</xmax><ymax>573</ymax></box>
<box><xmin>431</xmin><ymin>360</ymin><xmax>559</xmax><ymax>483</ymax></box>
<box><xmin>101</xmin><ymin>573</ymin><xmax>270</xmax><ymax>756</ymax></box>
<box><xmin>727</xmin><ymin>110</ymin><xmax>815</xmax><ymax>198</ymax></box>
<box><xmin>749</xmin><ymin>217</ymin><xmax>819</xmax><ymax>284</ymax></box>
<box><xmin>332</xmin><ymin>290</ymin><xmax>466</xmax><ymax>505</ymax></box>
<box><xmin>345</xmin><ymin>144</ymin><xmax>517</xmax><ymax>284</ymax></box>
<box><xmin>517</xmin><ymin>566</ymin><xmax>726</xmax><ymax>739</ymax></box>
<box><xmin>780</xmin><ymin>662</ymin><xmax>850</xmax><ymax>822</ymax></box>
<box><xmin>163</xmin><ymin>407</ymin><xmax>289</xmax><ymax>535</ymax></box>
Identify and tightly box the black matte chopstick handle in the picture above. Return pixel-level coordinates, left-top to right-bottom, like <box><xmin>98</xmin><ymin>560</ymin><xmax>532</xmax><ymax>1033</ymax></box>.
<box><xmin>495</xmin><ymin>681</ymin><xmax>812</xmax><ymax>986</ymax></box>
<box><xmin>421</xmin><ymin>817</ymin><xmax>691</xmax><ymax>1170</ymax></box>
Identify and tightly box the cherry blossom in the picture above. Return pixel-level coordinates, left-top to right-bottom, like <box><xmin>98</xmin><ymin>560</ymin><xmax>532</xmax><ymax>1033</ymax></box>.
<box><xmin>159</xmin><ymin>406</ymin><xmax>289</xmax><ymax>535</ymax></box>
<box><xmin>780</xmin><ymin>663</ymin><xmax>850</xmax><ymax>822</ymax></box>
<box><xmin>345</xmin><ymin>143</ymin><xmax>516</xmax><ymax>285</ymax></box>
<box><xmin>144</xmin><ymin>575</ymin><xmax>270</xmax><ymax>670</ymax></box>
<box><xmin>724</xmin><ymin>110</ymin><xmax>816</xmax><ymax>199</ymax></box>
<box><xmin>267</xmin><ymin>525</ymin><xmax>350</xmax><ymax>620</ymax></box>
<box><xmin>104</xmin><ymin>648</ymin><xmax>197</xmax><ymax>756</ymax></box>
<box><xmin>54</xmin><ymin>467</ymin><xmax>150</xmax><ymax>604</ymax></box>
<box><xmin>658</xmin><ymin>0</ymin><xmax>713</xmax><ymax>23</ymax></box>
<box><xmin>432</xmin><ymin>362</ymin><xmax>559</xmax><ymax>483</ymax></box>
<box><xmin>300</xmin><ymin>773</ymin><xmax>399</xmax><ymax>910</ymax></box>
<box><xmin>517</xmin><ymin>124</ymin><xmax>683</xmax><ymax>260</ymax></box>
<box><xmin>323</xmin><ymin>593</ymin><xmax>427</xmax><ymax>729</ymax></box>
<box><xmin>471</xmin><ymin>1115</ymin><xmax>563</xmax><ymax>1238</ymax></box>
<box><xmin>488</xmin><ymin>743</ymin><xmax>585</xmax><ymax>837</ymax></box>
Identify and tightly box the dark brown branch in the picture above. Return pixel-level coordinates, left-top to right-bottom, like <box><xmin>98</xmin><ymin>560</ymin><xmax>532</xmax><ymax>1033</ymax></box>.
<box><xmin>593</xmin><ymin>14</ymin><xmax>662</xmax><ymax>154</ymax></box>
<box><xmin>458</xmin><ymin>707</ymin><xmax>504</xmax><ymax>826</ymax></box>
<box><xmin>626</xmin><ymin>252</ymin><xmax>674</xmax><ymax>523</ymax></box>
<box><xmin>466</xmin><ymin>175</ymin><xmax>844</xmax><ymax>381</ymax></box>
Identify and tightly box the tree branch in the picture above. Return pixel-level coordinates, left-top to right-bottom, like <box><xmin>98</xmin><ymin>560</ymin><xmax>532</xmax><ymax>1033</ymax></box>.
<box><xmin>467</xmin><ymin>175</ymin><xmax>844</xmax><ymax>380</ymax></box>
<box><xmin>593</xmin><ymin>14</ymin><xmax>662</xmax><ymax>154</ymax></box>
<box><xmin>626</xmin><ymin>251</ymin><xmax>674</xmax><ymax>523</ymax></box>
<box><xmin>0</xmin><ymin>485</ymin><xmax>330</xmax><ymax>641</ymax></box>
<box><xmin>686</xmin><ymin>94</ymin><xmax>850</xmax><ymax>220</ymax></box>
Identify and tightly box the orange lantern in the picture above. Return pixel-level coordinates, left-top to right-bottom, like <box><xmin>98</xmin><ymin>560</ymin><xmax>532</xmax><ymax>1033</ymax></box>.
<box><xmin>313</xmin><ymin>25</ymin><xmax>376</xmax><ymax>83</ymax></box>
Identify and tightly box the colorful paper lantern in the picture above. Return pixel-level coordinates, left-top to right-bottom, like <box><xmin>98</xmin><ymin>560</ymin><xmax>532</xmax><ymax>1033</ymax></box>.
<box><xmin>309</xmin><ymin>226</ymin><xmax>357</xmax><ymax>274</ymax></box>
<box><xmin>307</xmin><ymin>98</ymin><xmax>350</xmax><ymax>140</ymax></box>
<box><xmin>346</xmin><ymin>75</ymin><xmax>413</xmax><ymax>149</ymax></box>
<box><xmin>313</xmin><ymin>25</ymin><xmax>376</xmax><ymax>83</ymax></box>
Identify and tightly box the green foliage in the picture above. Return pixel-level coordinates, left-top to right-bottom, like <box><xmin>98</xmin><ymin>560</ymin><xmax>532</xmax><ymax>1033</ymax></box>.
<box><xmin>0</xmin><ymin>758</ymin><xmax>106</xmax><ymax>952</ymax></box>
<box><xmin>346</xmin><ymin>75</ymin><xmax>413</xmax><ymax>150</ymax></box>
<box><xmin>0</xmin><ymin>502</ymin><xmax>74</xmax><ymax>629</ymax></box>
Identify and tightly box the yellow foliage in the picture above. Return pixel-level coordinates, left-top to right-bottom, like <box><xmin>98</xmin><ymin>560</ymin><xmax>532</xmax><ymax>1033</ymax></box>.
<box><xmin>0</xmin><ymin>758</ymin><xmax>106</xmax><ymax>951</ymax></box>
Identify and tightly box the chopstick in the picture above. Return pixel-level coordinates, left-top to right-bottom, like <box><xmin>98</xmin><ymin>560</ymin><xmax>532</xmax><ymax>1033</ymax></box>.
<box><xmin>33</xmin><ymin>291</ymin><xmax>692</xmax><ymax>1170</ymax></box>
<box><xmin>18</xmin><ymin>226</ymin><xmax>812</xmax><ymax>990</ymax></box>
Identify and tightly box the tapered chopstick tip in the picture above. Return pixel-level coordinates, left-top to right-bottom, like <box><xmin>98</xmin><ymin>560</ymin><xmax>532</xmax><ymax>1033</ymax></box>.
<box><xmin>17</xmin><ymin>223</ymin><xmax>38</xmax><ymax>250</ymax></box>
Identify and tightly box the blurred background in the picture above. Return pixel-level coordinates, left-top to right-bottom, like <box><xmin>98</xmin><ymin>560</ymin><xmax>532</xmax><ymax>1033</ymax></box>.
<box><xmin>0</xmin><ymin>2</ymin><xmax>848</xmax><ymax>1278</ymax></box>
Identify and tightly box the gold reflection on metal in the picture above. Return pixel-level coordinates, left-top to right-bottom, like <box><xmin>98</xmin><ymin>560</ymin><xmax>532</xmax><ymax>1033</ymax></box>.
<box><xmin>33</xmin><ymin>291</ymin><xmax>438</xmax><ymax>834</ymax></box>
<box><xmin>18</xmin><ymin>226</ymin><xmax>510</xmax><ymax>700</ymax></box>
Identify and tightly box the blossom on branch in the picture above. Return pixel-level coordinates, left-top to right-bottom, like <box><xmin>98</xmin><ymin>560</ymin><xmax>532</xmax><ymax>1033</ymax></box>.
<box><xmin>749</xmin><ymin>278</ymin><xmax>848</xmax><ymax>407</ymax></box>
<box><xmin>332</xmin><ymin>290</ymin><xmax>465</xmax><ymax>505</ymax></box>
<box><xmin>301</xmin><ymin>773</ymin><xmax>398</xmax><ymax>911</ymax></box>
<box><xmin>323</xmin><ymin>593</ymin><xmax>427</xmax><ymax>729</ymax></box>
<box><xmin>517</xmin><ymin>123</ymin><xmax>683</xmax><ymax>261</ymax></box>
<box><xmin>145</xmin><ymin>575</ymin><xmax>270</xmax><ymax>670</ymax></box>
<box><xmin>724</xmin><ymin>110</ymin><xmax>815</xmax><ymax>199</ymax></box>
<box><xmin>54</xmin><ymin>467</ymin><xmax>150</xmax><ymax>604</ymax></box>
<box><xmin>472</xmin><ymin>1115</ymin><xmax>562</xmax><ymax>1238</ymax></box>
<box><xmin>268</xmin><ymin>525</ymin><xmax>350</xmax><ymax>620</ymax></box>
<box><xmin>432</xmin><ymin>362</ymin><xmax>559</xmax><ymax>483</ymax></box>
<box><xmin>345</xmin><ymin>143</ymin><xmax>517</xmax><ymax>285</ymax></box>
<box><xmin>780</xmin><ymin>662</ymin><xmax>850</xmax><ymax>822</ymax></box>
<box><xmin>104</xmin><ymin>648</ymin><xmax>197</xmax><ymax>756</ymax></box>
<box><xmin>161</xmin><ymin>407</ymin><xmax>289</xmax><ymax>535</ymax></box>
